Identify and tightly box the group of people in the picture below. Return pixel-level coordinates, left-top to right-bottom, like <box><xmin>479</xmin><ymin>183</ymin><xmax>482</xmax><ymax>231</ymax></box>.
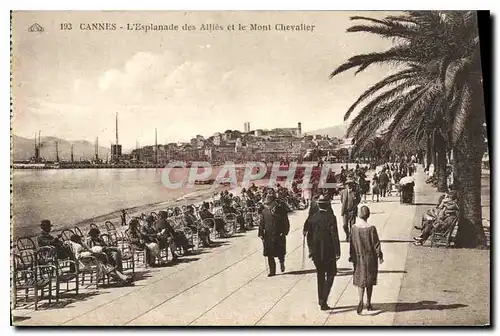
<box><xmin>37</xmin><ymin>220</ymin><xmax>134</xmax><ymax>285</ymax></box>
<box><xmin>303</xmin><ymin>192</ymin><xmax>383</xmax><ymax>313</ymax></box>
<box><xmin>256</xmin><ymin>172</ymin><xmax>384</xmax><ymax>313</ymax></box>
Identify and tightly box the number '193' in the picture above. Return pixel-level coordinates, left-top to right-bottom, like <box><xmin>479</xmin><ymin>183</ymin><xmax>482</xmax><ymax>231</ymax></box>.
<box><xmin>60</xmin><ymin>23</ymin><xmax>72</xmax><ymax>30</ymax></box>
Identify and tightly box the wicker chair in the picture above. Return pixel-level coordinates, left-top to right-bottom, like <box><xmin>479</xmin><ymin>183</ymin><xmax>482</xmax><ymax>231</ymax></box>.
<box><xmin>224</xmin><ymin>213</ymin><xmax>237</xmax><ymax>236</ymax></box>
<box><xmin>59</xmin><ymin>229</ymin><xmax>75</xmax><ymax>243</ymax></box>
<box><xmin>12</xmin><ymin>253</ymin><xmax>55</xmax><ymax>310</ymax></box>
<box><xmin>431</xmin><ymin>217</ymin><xmax>460</xmax><ymax>248</ymax></box>
<box><xmin>16</xmin><ymin>236</ymin><xmax>37</xmax><ymax>252</ymax></box>
<box><xmin>37</xmin><ymin>245</ymin><xmax>79</xmax><ymax>302</ymax></box>
<box><xmin>202</xmin><ymin>218</ymin><xmax>217</xmax><ymax>241</ymax></box>
<box><xmin>73</xmin><ymin>227</ymin><xmax>84</xmax><ymax>237</ymax></box>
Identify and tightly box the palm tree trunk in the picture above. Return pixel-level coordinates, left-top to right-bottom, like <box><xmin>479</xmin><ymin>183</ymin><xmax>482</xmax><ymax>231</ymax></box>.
<box><xmin>425</xmin><ymin>135</ymin><xmax>432</xmax><ymax>170</ymax></box>
<box><xmin>453</xmin><ymin>124</ymin><xmax>486</xmax><ymax>248</ymax></box>
<box><xmin>436</xmin><ymin>139</ymin><xmax>448</xmax><ymax>192</ymax></box>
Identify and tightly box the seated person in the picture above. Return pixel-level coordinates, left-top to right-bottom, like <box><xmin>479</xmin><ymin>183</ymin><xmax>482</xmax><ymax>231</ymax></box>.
<box><xmin>87</xmin><ymin>228</ymin><xmax>123</xmax><ymax>272</ymax></box>
<box><xmin>156</xmin><ymin>210</ymin><xmax>193</xmax><ymax>257</ymax></box>
<box><xmin>184</xmin><ymin>205</ymin><xmax>212</xmax><ymax>247</ymax></box>
<box><xmin>212</xmin><ymin>200</ymin><xmax>228</xmax><ymax>237</ymax></box>
<box><xmin>223</xmin><ymin>201</ymin><xmax>246</xmax><ymax>232</ymax></box>
<box><xmin>37</xmin><ymin>219</ymin><xmax>73</xmax><ymax>260</ymax></box>
<box><xmin>69</xmin><ymin>234</ymin><xmax>132</xmax><ymax>285</ymax></box>
<box><xmin>413</xmin><ymin>191</ymin><xmax>459</xmax><ymax>245</ymax></box>
<box><xmin>249</xmin><ymin>182</ymin><xmax>258</xmax><ymax>193</ymax></box>
<box><xmin>126</xmin><ymin>219</ymin><xmax>146</xmax><ymax>250</ymax></box>
<box><xmin>415</xmin><ymin>193</ymin><xmax>447</xmax><ymax>230</ymax></box>
<box><xmin>139</xmin><ymin>215</ymin><xmax>162</xmax><ymax>266</ymax></box>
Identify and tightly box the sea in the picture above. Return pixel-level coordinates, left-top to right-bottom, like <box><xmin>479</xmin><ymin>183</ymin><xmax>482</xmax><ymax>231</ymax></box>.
<box><xmin>12</xmin><ymin>163</ymin><xmax>353</xmax><ymax>239</ymax></box>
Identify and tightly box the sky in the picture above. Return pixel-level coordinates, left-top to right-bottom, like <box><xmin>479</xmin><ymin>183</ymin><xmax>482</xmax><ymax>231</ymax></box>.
<box><xmin>12</xmin><ymin>11</ymin><xmax>399</xmax><ymax>149</ymax></box>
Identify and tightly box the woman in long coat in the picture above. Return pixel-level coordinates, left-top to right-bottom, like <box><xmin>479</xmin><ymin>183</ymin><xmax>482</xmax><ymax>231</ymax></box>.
<box><xmin>258</xmin><ymin>190</ymin><xmax>290</xmax><ymax>277</ymax></box>
<box><xmin>349</xmin><ymin>206</ymin><xmax>383</xmax><ymax>314</ymax></box>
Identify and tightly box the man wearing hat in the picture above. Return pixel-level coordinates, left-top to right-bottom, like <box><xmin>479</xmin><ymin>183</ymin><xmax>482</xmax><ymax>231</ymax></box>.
<box><xmin>258</xmin><ymin>188</ymin><xmax>290</xmax><ymax>277</ymax></box>
<box><xmin>303</xmin><ymin>195</ymin><xmax>341</xmax><ymax>310</ymax></box>
<box><xmin>340</xmin><ymin>178</ymin><xmax>361</xmax><ymax>241</ymax></box>
<box><xmin>141</xmin><ymin>215</ymin><xmax>163</xmax><ymax>266</ymax></box>
<box><xmin>184</xmin><ymin>205</ymin><xmax>212</xmax><ymax>247</ymax></box>
<box><xmin>37</xmin><ymin>219</ymin><xmax>72</xmax><ymax>259</ymax></box>
<box><xmin>155</xmin><ymin>211</ymin><xmax>181</xmax><ymax>260</ymax></box>
<box><xmin>87</xmin><ymin>227</ymin><xmax>124</xmax><ymax>272</ymax></box>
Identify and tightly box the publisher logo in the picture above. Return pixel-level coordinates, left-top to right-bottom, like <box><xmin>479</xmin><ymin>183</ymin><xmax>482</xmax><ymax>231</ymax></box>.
<box><xmin>28</xmin><ymin>23</ymin><xmax>44</xmax><ymax>33</ymax></box>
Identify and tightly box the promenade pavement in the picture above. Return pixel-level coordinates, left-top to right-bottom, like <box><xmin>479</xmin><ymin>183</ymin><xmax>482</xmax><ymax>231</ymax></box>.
<box><xmin>12</xmin><ymin>166</ymin><xmax>490</xmax><ymax>326</ymax></box>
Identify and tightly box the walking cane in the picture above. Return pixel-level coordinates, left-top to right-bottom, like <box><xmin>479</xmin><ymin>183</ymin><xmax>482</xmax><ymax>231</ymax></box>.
<box><xmin>301</xmin><ymin>234</ymin><xmax>306</xmax><ymax>270</ymax></box>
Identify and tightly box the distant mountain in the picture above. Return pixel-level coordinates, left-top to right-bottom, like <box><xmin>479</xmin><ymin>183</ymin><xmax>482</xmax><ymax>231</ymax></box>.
<box><xmin>305</xmin><ymin>125</ymin><xmax>347</xmax><ymax>139</ymax></box>
<box><xmin>11</xmin><ymin>135</ymin><xmax>112</xmax><ymax>161</ymax></box>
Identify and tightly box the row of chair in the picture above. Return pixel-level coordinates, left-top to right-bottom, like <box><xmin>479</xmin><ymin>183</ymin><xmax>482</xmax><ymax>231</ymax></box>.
<box><xmin>12</xmin><ymin>203</ymin><xmax>264</xmax><ymax>310</ymax></box>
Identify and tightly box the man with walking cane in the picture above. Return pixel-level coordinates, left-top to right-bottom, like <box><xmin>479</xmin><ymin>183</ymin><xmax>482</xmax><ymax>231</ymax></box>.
<box><xmin>258</xmin><ymin>188</ymin><xmax>290</xmax><ymax>277</ymax></box>
<box><xmin>303</xmin><ymin>195</ymin><xmax>341</xmax><ymax>310</ymax></box>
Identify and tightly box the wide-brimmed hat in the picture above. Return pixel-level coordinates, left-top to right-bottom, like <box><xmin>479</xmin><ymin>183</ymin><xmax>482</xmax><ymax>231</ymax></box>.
<box><xmin>317</xmin><ymin>194</ymin><xmax>331</xmax><ymax>204</ymax></box>
<box><xmin>40</xmin><ymin>219</ymin><xmax>52</xmax><ymax>228</ymax></box>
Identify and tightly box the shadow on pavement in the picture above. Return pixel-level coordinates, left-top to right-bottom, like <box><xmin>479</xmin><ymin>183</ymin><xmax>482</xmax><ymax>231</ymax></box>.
<box><xmin>380</xmin><ymin>240</ymin><xmax>415</xmax><ymax>243</ymax></box>
<box><xmin>285</xmin><ymin>268</ymin><xmax>352</xmax><ymax>276</ymax></box>
<box><xmin>19</xmin><ymin>291</ymin><xmax>104</xmax><ymax>310</ymax></box>
<box><xmin>128</xmin><ymin>270</ymin><xmax>151</xmax><ymax>282</ymax></box>
<box><xmin>285</xmin><ymin>269</ymin><xmax>316</xmax><ymax>275</ymax></box>
<box><xmin>209</xmin><ymin>242</ymin><xmax>230</xmax><ymax>248</ymax></box>
<box><xmin>414</xmin><ymin>203</ymin><xmax>438</xmax><ymax>206</ymax></box>
<box><xmin>171</xmin><ymin>257</ymin><xmax>200</xmax><ymax>265</ymax></box>
<box><xmin>336</xmin><ymin>270</ymin><xmax>407</xmax><ymax>277</ymax></box>
<box><xmin>12</xmin><ymin>316</ymin><xmax>31</xmax><ymax>323</ymax></box>
<box><xmin>329</xmin><ymin>300</ymin><xmax>467</xmax><ymax>315</ymax></box>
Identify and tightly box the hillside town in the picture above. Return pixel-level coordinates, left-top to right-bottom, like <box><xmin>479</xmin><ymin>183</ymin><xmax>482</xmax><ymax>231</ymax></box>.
<box><xmin>16</xmin><ymin>119</ymin><xmax>354</xmax><ymax>168</ymax></box>
<box><xmin>128</xmin><ymin>121</ymin><xmax>351</xmax><ymax>165</ymax></box>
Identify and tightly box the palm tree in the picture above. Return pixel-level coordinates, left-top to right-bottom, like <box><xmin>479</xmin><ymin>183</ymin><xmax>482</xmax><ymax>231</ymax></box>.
<box><xmin>330</xmin><ymin>11</ymin><xmax>486</xmax><ymax>247</ymax></box>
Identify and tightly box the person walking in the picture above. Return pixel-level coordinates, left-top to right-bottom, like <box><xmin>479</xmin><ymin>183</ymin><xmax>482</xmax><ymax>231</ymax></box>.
<box><xmin>371</xmin><ymin>173</ymin><xmax>380</xmax><ymax>202</ymax></box>
<box><xmin>349</xmin><ymin>206</ymin><xmax>384</xmax><ymax>314</ymax></box>
<box><xmin>378</xmin><ymin>169</ymin><xmax>389</xmax><ymax>198</ymax></box>
<box><xmin>340</xmin><ymin>179</ymin><xmax>360</xmax><ymax>241</ymax></box>
<box><xmin>303</xmin><ymin>195</ymin><xmax>341</xmax><ymax>310</ymax></box>
<box><xmin>258</xmin><ymin>189</ymin><xmax>290</xmax><ymax>277</ymax></box>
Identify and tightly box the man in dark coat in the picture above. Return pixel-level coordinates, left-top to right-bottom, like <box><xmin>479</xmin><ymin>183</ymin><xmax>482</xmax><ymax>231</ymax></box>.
<box><xmin>378</xmin><ymin>170</ymin><xmax>390</xmax><ymax>198</ymax></box>
<box><xmin>258</xmin><ymin>189</ymin><xmax>290</xmax><ymax>277</ymax></box>
<box><xmin>37</xmin><ymin>220</ymin><xmax>72</xmax><ymax>259</ymax></box>
<box><xmin>308</xmin><ymin>191</ymin><xmax>333</xmax><ymax>220</ymax></box>
<box><xmin>303</xmin><ymin>195</ymin><xmax>341</xmax><ymax>310</ymax></box>
<box><xmin>340</xmin><ymin>179</ymin><xmax>360</xmax><ymax>241</ymax></box>
<box><xmin>155</xmin><ymin>211</ymin><xmax>182</xmax><ymax>260</ymax></box>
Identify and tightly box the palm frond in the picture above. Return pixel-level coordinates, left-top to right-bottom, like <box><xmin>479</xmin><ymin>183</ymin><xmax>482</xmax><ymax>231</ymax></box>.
<box><xmin>330</xmin><ymin>45</ymin><xmax>413</xmax><ymax>78</ymax></box>
<box><xmin>343</xmin><ymin>68</ymin><xmax>420</xmax><ymax>121</ymax></box>
<box><xmin>347</xmin><ymin>24</ymin><xmax>418</xmax><ymax>40</ymax></box>
<box><xmin>444</xmin><ymin>57</ymin><xmax>472</xmax><ymax>97</ymax></box>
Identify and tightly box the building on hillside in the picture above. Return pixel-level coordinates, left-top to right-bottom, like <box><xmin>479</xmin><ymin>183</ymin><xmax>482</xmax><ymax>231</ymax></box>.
<box><xmin>213</xmin><ymin>133</ymin><xmax>221</xmax><ymax>146</ymax></box>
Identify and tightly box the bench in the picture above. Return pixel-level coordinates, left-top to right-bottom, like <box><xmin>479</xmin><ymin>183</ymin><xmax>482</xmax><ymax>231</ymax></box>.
<box><xmin>430</xmin><ymin>216</ymin><xmax>459</xmax><ymax>248</ymax></box>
